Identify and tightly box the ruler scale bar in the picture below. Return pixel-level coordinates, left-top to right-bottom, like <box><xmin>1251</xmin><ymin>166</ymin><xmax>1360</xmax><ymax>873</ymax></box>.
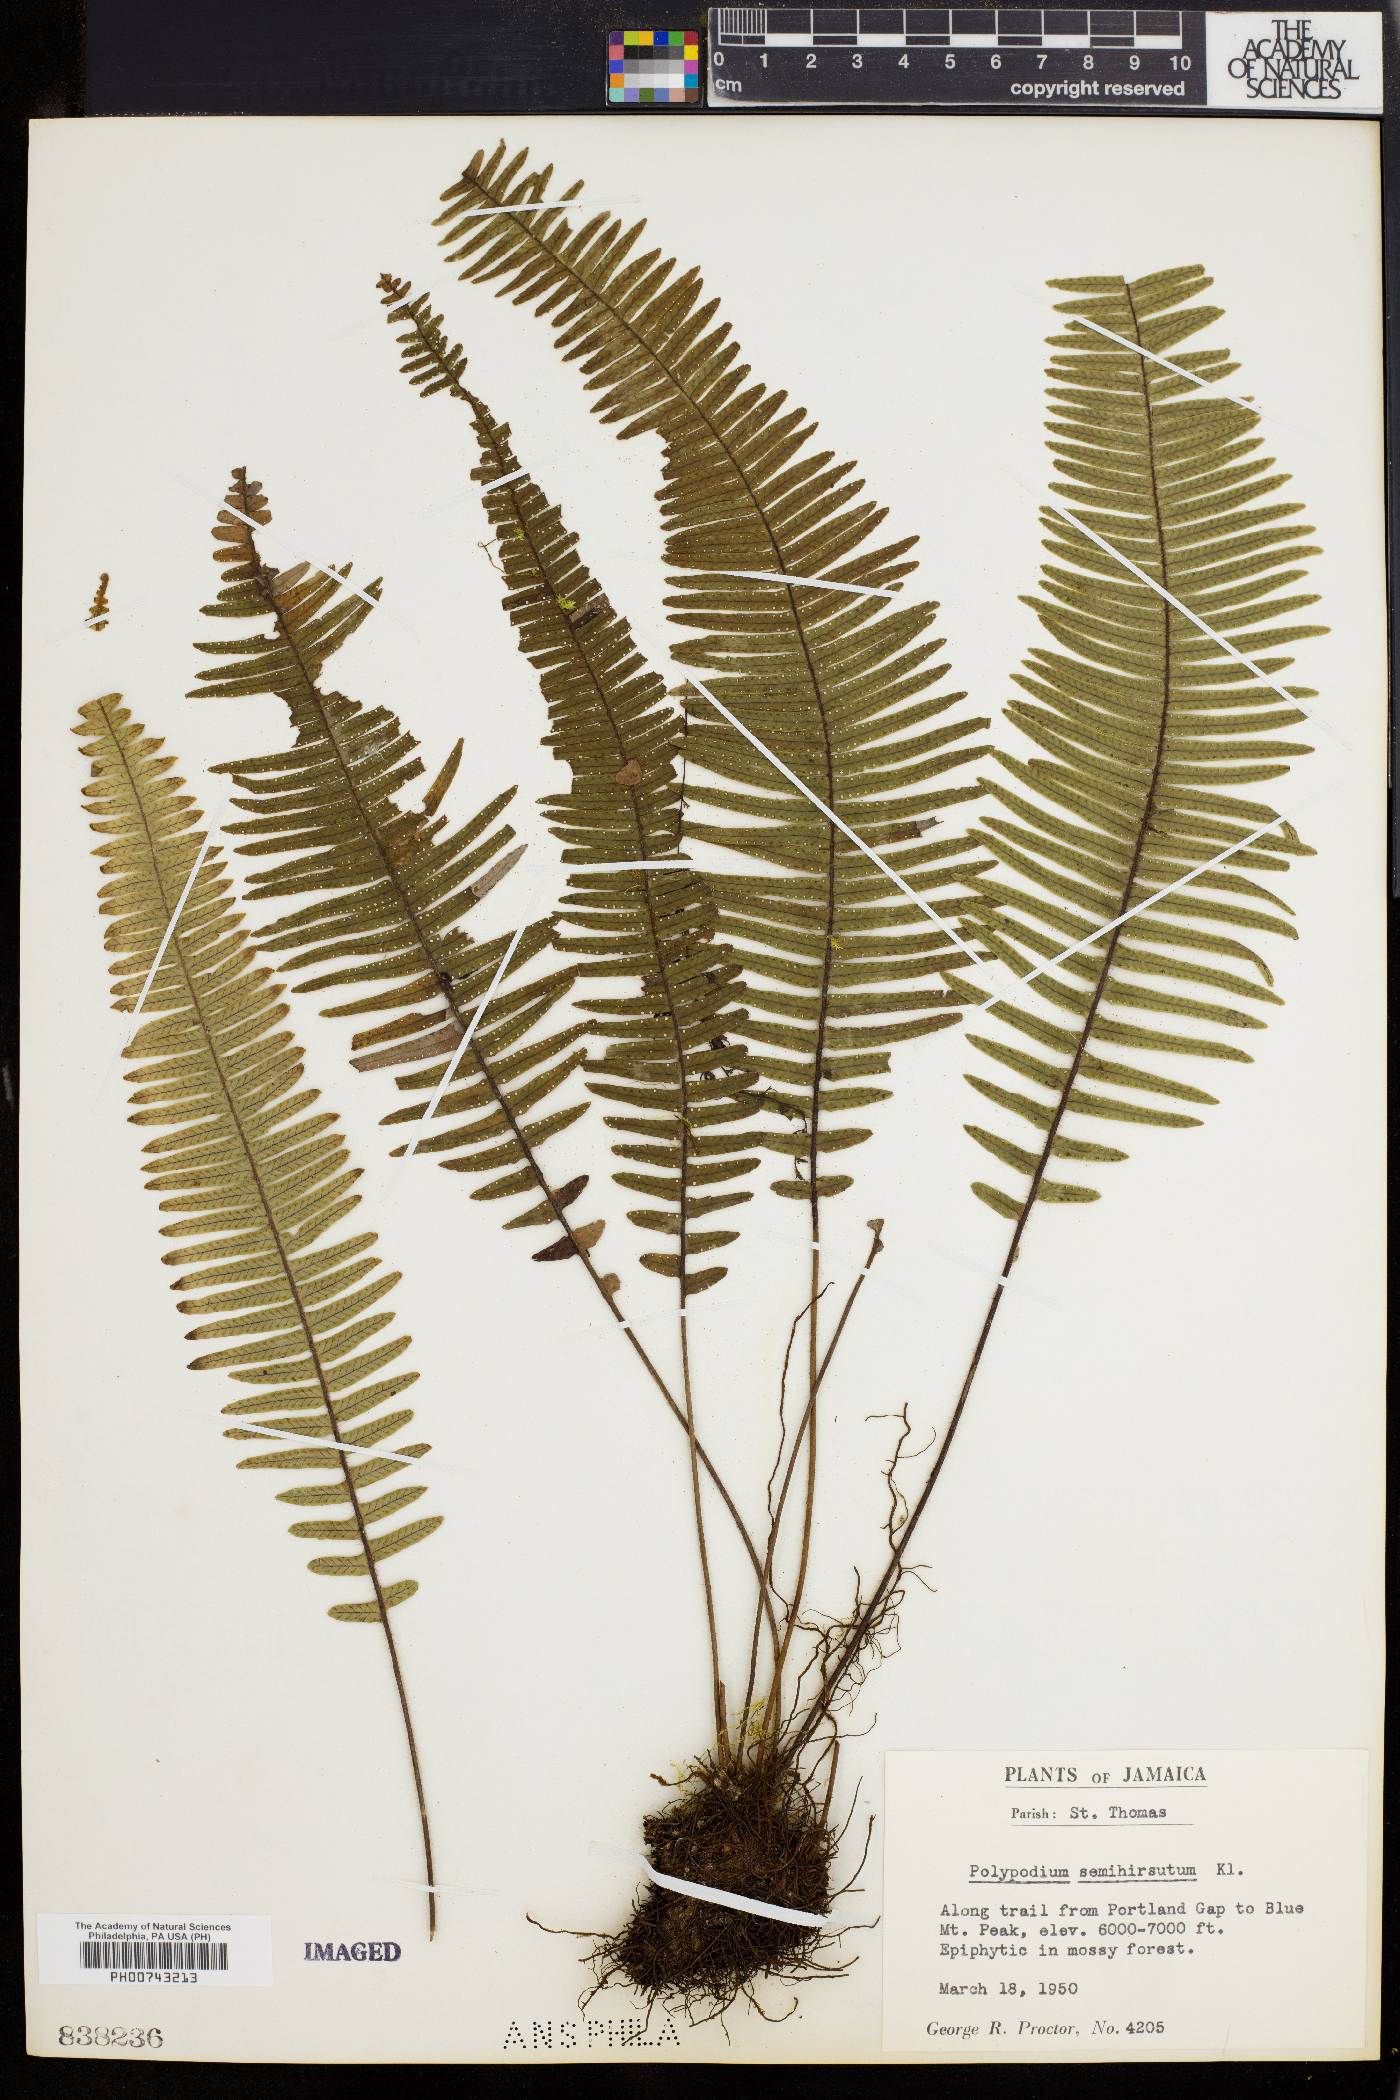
<box><xmin>713</xmin><ymin>8</ymin><xmax>1186</xmax><ymax>46</ymax></box>
<box><xmin>709</xmin><ymin>6</ymin><xmax>1204</xmax><ymax>103</ymax></box>
<box><xmin>706</xmin><ymin>7</ymin><xmax>1381</xmax><ymax>108</ymax></box>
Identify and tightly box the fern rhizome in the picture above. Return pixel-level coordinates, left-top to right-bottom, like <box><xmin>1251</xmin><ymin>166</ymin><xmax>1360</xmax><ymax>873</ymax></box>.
<box><xmin>79</xmin><ymin>141</ymin><xmax>1322</xmax><ymax>2017</ymax></box>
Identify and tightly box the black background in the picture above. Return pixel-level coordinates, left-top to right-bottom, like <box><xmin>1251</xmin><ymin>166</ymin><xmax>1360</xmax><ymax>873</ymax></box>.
<box><xmin>3</xmin><ymin>3</ymin><xmax>1396</xmax><ymax>2093</ymax></box>
<box><xmin>84</xmin><ymin>1</ymin><xmax>650</xmax><ymax>116</ymax></box>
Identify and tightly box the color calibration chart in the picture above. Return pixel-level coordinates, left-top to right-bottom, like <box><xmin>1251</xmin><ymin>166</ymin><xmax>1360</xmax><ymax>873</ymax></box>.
<box><xmin>608</xmin><ymin>28</ymin><xmax>703</xmax><ymax>101</ymax></box>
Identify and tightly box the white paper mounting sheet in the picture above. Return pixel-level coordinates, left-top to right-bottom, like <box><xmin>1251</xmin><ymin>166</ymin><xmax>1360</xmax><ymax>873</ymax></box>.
<box><xmin>22</xmin><ymin>112</ymin><xmax>1386</xmax><ymax>2065</ymax></box>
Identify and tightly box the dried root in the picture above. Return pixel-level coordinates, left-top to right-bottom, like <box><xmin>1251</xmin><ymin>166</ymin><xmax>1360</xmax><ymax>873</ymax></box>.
<box><xmin>587</xmin><ymin>1752</ymin><xmax>848</xmax><ymax>2021</ymax></box>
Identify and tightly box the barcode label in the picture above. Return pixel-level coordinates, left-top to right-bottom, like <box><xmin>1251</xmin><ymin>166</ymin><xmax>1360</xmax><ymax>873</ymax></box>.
<box><xmin>37</xmin><ymin>1913</ymin><xmax>272</xmax><ymax>1987</ymax></box>
<box><xmin>79</xmin><ymin>1939</ymin><xmax>229</xmax><ymax>1973</ymax></box>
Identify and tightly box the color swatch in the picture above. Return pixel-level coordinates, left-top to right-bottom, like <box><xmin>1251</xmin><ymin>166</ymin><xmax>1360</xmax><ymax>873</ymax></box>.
<box><xmin>607</xmin><ymin>28</ymin><xmax>701</xmax><ymax>104</ymax></box>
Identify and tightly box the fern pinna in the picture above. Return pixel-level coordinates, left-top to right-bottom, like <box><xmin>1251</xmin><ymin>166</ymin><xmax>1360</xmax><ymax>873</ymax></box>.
<box><xmin>378</xmin><ymin>274</ymin><xmax>768</xmax><ymax>1734</ymax></box>
<box><xmin>77</xmin><ymin>695</ymin><xmax>441</xmax><ymax>1933</ymax></box>
<box><xmin>378</xmin><ymin>277</ymin><xmax>762</xmax><ymax>1302</ymax></box>
<box><xmin>435</xmin><ymin>144</ymin><xmax>991</xmax><ymax>1220</ymax></box>
<box><xmin>189</xmin><ymin>472</ymin><xmax>589</xmax><ymax>1235</ymax></box>
<box><xmin>189</xmin><ymin>470</ymin><xmax>780</xmax><ymax>1698</ymax></box>
<box><xmin>788</xmin><ymin>266</ymin><xmax>1321</xmax><ymax>1761</ymax></box>
<box><xmin>434</xmin><ymin>145</ymin><xmax>994</xmax><ymax>1709</ymax></box>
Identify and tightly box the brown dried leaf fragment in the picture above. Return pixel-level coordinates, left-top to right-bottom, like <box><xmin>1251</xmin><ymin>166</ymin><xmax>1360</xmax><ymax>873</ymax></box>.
<box><xmin>533</xmin><ymin>1216</ymin><xmax>606</xmax><ymax>1262</ymax></box>
<box><xmin>506</xmin><ymin>1174</ymin><xmax>591</xmax><ymax>1231</ymax></box>
<box><xmin>422</xmin><ymin>738</ymin><xmax>464</xmax><ymax>819</ymax></box>
<box><xmin>467</xmin><ymin>838</ymin><xmax>525</xmax><ymax>904</ymax></box>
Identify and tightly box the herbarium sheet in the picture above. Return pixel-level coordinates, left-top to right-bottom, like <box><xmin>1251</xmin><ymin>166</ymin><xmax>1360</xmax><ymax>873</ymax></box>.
<box><xmin>22</xmin><ymin>114</ymin><xmax>1386</xmax><ymax>2065</ymax></box>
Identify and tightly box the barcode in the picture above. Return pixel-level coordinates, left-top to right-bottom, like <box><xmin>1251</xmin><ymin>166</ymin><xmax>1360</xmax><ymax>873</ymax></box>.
<box><xmin>79</xmin><ymin>1939</ymin><xmax>229</xmax><ymax>1973</ymax></box>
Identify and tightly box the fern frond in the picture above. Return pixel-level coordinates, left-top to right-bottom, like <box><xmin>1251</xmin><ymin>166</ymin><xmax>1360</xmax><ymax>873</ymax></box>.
<box><xmin>963</xmin><ymin>266</ymin><xmax>1321</xmax><ymax>1226</ymax></box>
<box><xmin>783</xmin><ymin>269</ymin><xmax>1326</xmax><ymax>1757</ymax></box>
<box><xmin>77</xmin><ymin>696</ymin><xmax>442</xmax><ymax>1620</ymax></box>
<box><xmin>379</xmin><ymin>275</ymin><xmax>762</xmax><ymax>1294</ymax></box>
<box><xmin>189</xmin><ymin>471</ymin><xmax>604</xmax><ymax>1264</ymax></box>
<box><xmin>434</xmin><ymin>145</ymin><xmax>992</xmax><ymax>1209</ymax></box>
<box><xmin>185</xmin><ymin>473</ymin><xmax>784</xmax><ymax>1640</ymax></box>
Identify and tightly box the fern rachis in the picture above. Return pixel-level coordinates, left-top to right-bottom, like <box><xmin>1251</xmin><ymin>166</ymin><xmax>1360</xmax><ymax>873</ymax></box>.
<box><xmin>434</xmin><ymin>146</ymin><xmax>992</xmax><ymax>1709</ymax></box>
<box><xmin>785</xmin><ymin>266</ymin><xmax>1320</xmax><ymax>1762</ymax></box>
<box><xmin>61</xmin><ymin>120</ymin><xmax>1335</xmax><ymax>2022</ymax></box>
<box><xmin>395</xmin><ymin>191</ymin><xmax>1321</xmax><ymax>1997</ymax></box>
<box><xmin>78</xmin><ymin>695</ymin><xmax>442</xmax><ymax>1934</ymax></box>
<box><xmin>379</xmin><ymin>276</ymin><xmax>770</xmax><ymax>1736</ymax></box>
<box><xmin>191</xmin><ymin>470</ymin><xmax>781</xmax><ymax>1695</ymax></box>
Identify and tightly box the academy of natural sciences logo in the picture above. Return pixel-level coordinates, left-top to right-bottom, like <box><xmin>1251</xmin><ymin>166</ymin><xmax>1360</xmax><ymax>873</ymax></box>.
<box><xmin>1228</xmin><ymin>17</ymin><xmax>1361</xmax><ymax>99</ymax></box>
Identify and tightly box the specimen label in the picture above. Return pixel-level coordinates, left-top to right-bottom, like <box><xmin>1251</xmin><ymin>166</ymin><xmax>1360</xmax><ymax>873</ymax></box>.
<box><xmin>37</xmin><ymin>1915</ymin><xmax>273</xmax><ymax>1988</ymax></box>
<box><xmin>882</xmin><ymin>1750</ymin><xmax>1374</xmax><ymax>2058</ymax></box>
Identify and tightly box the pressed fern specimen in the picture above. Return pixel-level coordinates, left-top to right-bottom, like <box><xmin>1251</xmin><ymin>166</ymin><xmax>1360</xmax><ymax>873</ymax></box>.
<box><xmin>377</xmin><ymin>276</ymin><xmax>768</xmax><ymax>1735</ymax></box>
<box><xmin>787</xmin><ymin>265</ymin><xmax>1321</xmax><ymax>1760</ymax></box>
<box><xmin>119</xmin><ymin>190</ymin><xmax>1321</xmax><ymax>2016</ymax></box>
<box><xmin>189</xmin><ymin>471</ymin><xmax>587</xmax><ymax>1211</ymax></box>
<box><xmin>77</xmin><ymin>696</ymin><xmax>442</xmax><ymax>1934</ymax></box>
<box><xmin>433</xmin><ymin>146</ymin><xmax>993</xmax><ymax>1728</ymax></box>
<box><xmin>188</xmin><ymin>469</ymin><xmax>782</xmax><ymax>1722</ymax></box>
<box><xmin>396</xmin><ymin>226</ymin><xmax>1320</xmax><ymax>2002</ymax></box>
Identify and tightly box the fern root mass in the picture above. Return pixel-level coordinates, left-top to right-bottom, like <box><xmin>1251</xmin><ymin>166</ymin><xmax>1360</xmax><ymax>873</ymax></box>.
<box><xmin>589</xmin><ymin>1757</ymin><xmax>839</xmax><ymax>2016</ymax></box>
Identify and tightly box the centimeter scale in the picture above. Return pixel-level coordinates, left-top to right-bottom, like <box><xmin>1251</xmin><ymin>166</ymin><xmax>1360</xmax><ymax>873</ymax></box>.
<box><xmin>707</xmin><ymin>8</ymin><xmax>1209</xmax><ymax>104</ymax></box>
